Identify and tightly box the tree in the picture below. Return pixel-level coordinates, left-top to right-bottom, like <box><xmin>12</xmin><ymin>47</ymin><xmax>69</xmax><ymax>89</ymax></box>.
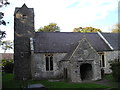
<box><xmin>37</xmin><ymin>23</ymin><xmax>60</xmax><ymax>32</ymax></box>
<box><xmin>73</xmin><ymin>27</ymin><xmax>82</xmax><ymax>32</ymax></box>
<box><xmin>0</xmin><ymin>0</ymin><xmax>10</xmax><ymax>40</ymax></box>
<box><xmin>2</xmin><ymin>59</ymin><xmax>13</xmax><ymax>73</ymax></box>
<box><xmin>73</xmin><ymin>26</ymin><xmax>102</xmax><ymax>32</ymax></box>
<box><xmin>1</xmin><ymin>40</ymin><xmax>13</xmax><ymax>53</ymax></box>
<box><xmin>110</xmin><ymin>59</ymin><xmax>120</xmax><ymax>82</ymax></box>
<box><xmin>112</xmin><ymin>24</ymin><xmax>120</xmax><ymax>33</ymax></box>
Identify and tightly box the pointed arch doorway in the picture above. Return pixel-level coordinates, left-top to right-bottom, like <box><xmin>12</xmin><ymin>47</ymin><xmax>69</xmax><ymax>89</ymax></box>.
<box><xmin>80</xmin><ymin>63</ymin><xmax>93</xmax><ymax>81</ymax></box>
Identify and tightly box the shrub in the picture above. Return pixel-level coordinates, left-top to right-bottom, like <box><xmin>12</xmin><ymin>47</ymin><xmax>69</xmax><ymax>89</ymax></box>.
<box><xmin>110</xmin><ymin>60</ymin><xmax>120</xmax><ymax>82</ymax></box>
<box><xmin>2</xmin><ymin>59</ymin><xmax>13</xmax><ymax>73</ymax></box>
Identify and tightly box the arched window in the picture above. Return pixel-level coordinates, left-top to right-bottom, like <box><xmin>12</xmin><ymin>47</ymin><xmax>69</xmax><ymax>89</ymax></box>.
<box><xmin>45</xmin><ymin>54</ymin><xmax>53</xmax><ymax>71</ymax></box>
<box><xmin>46</xmin><ymin>56</ymin><xmax>49</xmax><ymax>71</ymax></box>
<box><xmin>50</xmin><ymin>56</ymin><xmax>53</xmax><ymax>70</ymax></box>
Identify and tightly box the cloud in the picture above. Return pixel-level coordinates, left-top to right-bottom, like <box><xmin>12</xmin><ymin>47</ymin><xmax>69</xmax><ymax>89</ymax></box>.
<box><xmin>0</xmin><ymin>0</ymin><xmax>118</xmax><ymax>53</ymax></box>
<box><xmin>67</xmin><ymin>1</ymin><xmax>80</xmax><ymax>8</ymax></box>
<box><xmin>1</xmin><ymin>0</ymin><xmax>118</xmax><ymax>39</ymax></box>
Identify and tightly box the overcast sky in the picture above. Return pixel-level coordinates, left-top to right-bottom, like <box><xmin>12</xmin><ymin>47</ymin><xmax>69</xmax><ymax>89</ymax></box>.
<box><xmin>0</xmin><ymin>0</ymin><xmax>119</xmax><ymax>52</ymax></box>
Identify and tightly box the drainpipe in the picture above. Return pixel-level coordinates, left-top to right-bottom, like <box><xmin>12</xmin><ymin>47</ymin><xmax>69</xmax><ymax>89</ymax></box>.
<box><xmin>30</xmin><ymin>37</ymin><xmax>34</xmax><ymax>53</ymax></box>
<box><xmin>30</xmin><ymin>37</ymin><xmax>34</xmax><ymax>79</ymax></box>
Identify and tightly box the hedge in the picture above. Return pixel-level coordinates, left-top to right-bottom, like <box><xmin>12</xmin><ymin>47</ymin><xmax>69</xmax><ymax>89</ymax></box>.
<box><xmin>2</xmin><ymin>59</ymin><xmax>13</xmax><ymax>73</ymax></box>
<box><xmin>110</xmin><ymin>61</ymin><xmax>120</xmax><ymax>82</ymax></box>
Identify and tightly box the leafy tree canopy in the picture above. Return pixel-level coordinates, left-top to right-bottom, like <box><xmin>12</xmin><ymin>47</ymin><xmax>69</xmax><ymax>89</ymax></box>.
<box><xmin>0</xmin><ymin>0</ymin><xmax>10</xmax><ymax>40</ymax></box>
<box><xmin>1</xmin><ymin>40</ymin><xmax>13</xmax><ymax>53</ymax></box>
<box><xmin>112</xmin><ymin>24</ymin><xmax>120</xmax><ymax>33</ymax></box>
<box><xmin>73</xmin><ymin>26</ymin><xmax>102</xmax><ymax>32</ymax></box>
<box><xmin>37</xmin><ymin>23</ymin><xmax>60</xmax><ymax>32</ymax></box>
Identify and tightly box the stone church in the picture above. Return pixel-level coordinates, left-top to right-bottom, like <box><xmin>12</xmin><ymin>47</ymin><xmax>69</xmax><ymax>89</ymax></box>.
<box><xmin>14</xmin><ymin>4</ymin><xmax>120</xmax><ymax>82</ymax></box>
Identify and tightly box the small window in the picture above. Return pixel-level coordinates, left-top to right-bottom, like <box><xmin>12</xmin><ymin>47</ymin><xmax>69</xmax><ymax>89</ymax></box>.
<box><xmin>64</xmin><ymin>68</ymin><xmax>68</xmax><ymax>80</ymax></box>
<box><xmin>21</xmin><ymin>52</ymin><xmax>24</xmax><ymax>58</ymax></box>
<box><xmin>118</xmin><ymin>59</ymin><xmax>120</xmax><ymax>62</ymax></box>
<box><xmin>22</xmin><ymin>15</ymin><xmax>27</xmax><ymax>19</ymax></box>
<box><xmin>101</xmin><ymin>55</ymin><xmax>105</xmax><ymax>67</ymax></box>
<box><xmin>45</xmin><ymin>54</ymin><xmax>53</xmax><ymax>71</ymax></box>
<box><xmin>98</xmin><ymin>52</ymin><xmax>105</xmax><ymax>67</ymax></box>
<box><xmin>50</xmin><ymin>56</ymin><xmax>53</xmax><ymax>70</ymax></box>
<box><xmin>46</xmin><ymin>57</ymin><xmax>49</xmax><ymax>71</ymax></box>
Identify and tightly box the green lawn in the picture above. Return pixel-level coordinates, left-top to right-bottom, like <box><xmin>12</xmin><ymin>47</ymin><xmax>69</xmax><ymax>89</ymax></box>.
<box><xmin>29</xmin><ymin>80</ymin><xmax>111</xmax><ymax>88</ymax></box>
<box><xmin>103</xmin><ymin>74</ymin><xmax>120</xmax><ymax>87</ymax></box>
<box><xmin>2</xmin><ymin>73</ymin><xmax>114</xmax><ymax>89</ymax></box>
<box><xmin>103</xmin><ymin>74</ymin><xmax>115</xmax><ymax>81</ymax></box>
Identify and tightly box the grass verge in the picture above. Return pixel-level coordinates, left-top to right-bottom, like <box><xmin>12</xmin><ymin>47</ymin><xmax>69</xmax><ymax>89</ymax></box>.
<box><xmin>2</xmin><ymin>72</ymin><xmax>113</xmax><ymax>89</ymax></box>
<box><xmin>103</xmin><ymin>74</ymin><xmax>120</xmax><ymax>88</ymax></box>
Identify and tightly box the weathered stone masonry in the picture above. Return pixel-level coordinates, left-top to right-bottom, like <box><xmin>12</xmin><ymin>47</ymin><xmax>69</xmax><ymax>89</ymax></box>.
<box><xmin>62</xmin><ymin>38</ymin><xmax>101</xmax><ymax>82</ymax></box>
<box><xmin>14</xmin><ymin>4</ymin><xmax>34</xmax><ymax>79</ymax></box>
<box><xmin>14</xmin><ymin>4</ymin><xmax>120</xmax><ymax>82</ymax></box>
<box><xmin>31</xmin><ymin>53</ymin><xmax>67</xmax><ymax>80</ymax></box>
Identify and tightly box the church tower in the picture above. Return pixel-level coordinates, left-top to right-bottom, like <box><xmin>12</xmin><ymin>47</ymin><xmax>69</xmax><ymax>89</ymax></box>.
<box><xmin>14</xmin><ymin>4</ymin><xmax>34</xmax><ymax>79</ymax></box>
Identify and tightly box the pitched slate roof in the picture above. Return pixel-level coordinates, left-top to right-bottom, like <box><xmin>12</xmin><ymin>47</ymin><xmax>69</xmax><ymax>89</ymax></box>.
<box><xmin>33</xmin><ymin>32</ymin><xmax>112</xmax><ymax>53</ymax></box>
<box><xmin>102</xmin><ymin>33</ymin><xmax>120</xmax><ymax>50</ymax></box>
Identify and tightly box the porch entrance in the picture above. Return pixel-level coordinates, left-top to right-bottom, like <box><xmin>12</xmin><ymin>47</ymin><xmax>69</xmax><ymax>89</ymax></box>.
<box><xmin>80</xmin><ymin>63</ymin><xmax>92</xmax><ymax>81</ymax></box>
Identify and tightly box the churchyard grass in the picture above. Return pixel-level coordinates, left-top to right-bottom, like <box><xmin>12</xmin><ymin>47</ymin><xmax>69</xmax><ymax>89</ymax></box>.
<box><xmin>103</xmin><ymin>74</ymin><xmax>120</xmax><ymax>87</ymax></box>
<box><xmin>2</xmin><ymin>72</ymin><xmax>114</xmax><ymax>89</ymax></box>
<box><xmin>103</xmin><ymin>74</ymin><xmax>115</xmax><ymax>81</ymax></box>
